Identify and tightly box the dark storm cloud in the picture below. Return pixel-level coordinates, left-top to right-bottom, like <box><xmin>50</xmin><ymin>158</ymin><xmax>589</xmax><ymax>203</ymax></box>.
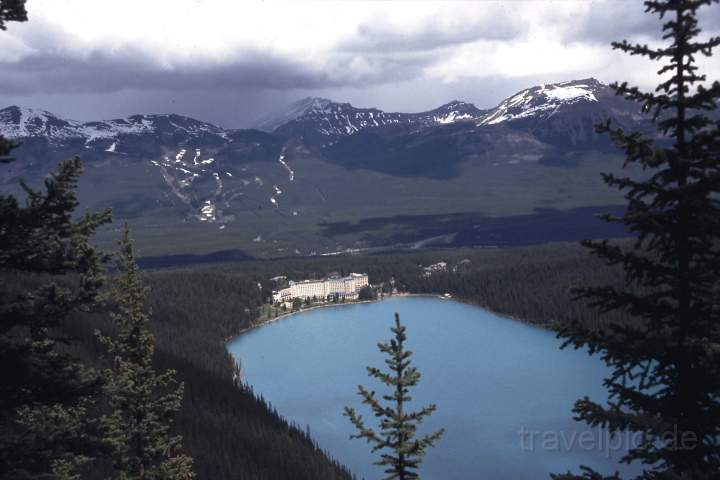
<box><xmin>0</xmin><ymin>43</ymin><xmax>438</xmax><ymax>96</ymax></box>
<box><xmin>0</xmin><ymin>51</ymin><xmax>333</xmax><ymax>94</ymax></box>
<box><xmin>0</xmin><ymin>3</ymin><xmax>525</xmax><ymax>97</ymax></box>
<box><xmin>4</xmin><ymin>1</ymin><xmax>715</xmax><ymax>128</ymax></box>
<box><xmin>339</xmin><ymin>13</ymin><xmax>525</xmax><ymax>53</ymax></box>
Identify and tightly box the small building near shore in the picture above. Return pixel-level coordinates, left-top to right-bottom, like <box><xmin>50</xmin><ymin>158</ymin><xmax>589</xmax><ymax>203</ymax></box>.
<box><xmin>272</xmin><ymin>273</ymin><xmax>369</xmax><ymax>303</ymax></box>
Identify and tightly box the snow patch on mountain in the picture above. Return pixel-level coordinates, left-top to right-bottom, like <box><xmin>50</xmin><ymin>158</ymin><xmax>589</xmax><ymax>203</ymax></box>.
<box><xmin>427</xmin><ymin>101</ymin><xmax>483</xmax><ymax>125</ymax></box>
<box><xmin>479</xmin><ymin>79</ymin><xmax>605</xmax><ymax>126</ymax></box>
<box><xmin>434</xmin><ymin>111</ymin><xmax>473</xmax><ymax>124</ymax></box>
<box><xmin>278</xmin><ymin>149</ymin><xmax>294</xmax><ymax>181</ymax></box>
<box><xmin>3</xmin><ymin>81</ymin><xmax>608</xmax><ymax>151</ymax></box>
<box><xmin>543</xmin><ymin>84</ymin><xmax>598</xmax><ymax>103</ymax></box>
<box><xmin>149</xmin><ymin>148</ymin><xmax>250</xmax><ymax>224</ymax></box>
<box><xmin>266</xmin><ymin>98</ymin><xmax>486</xmax><ymax>143</ymax></box>
<box><xmin>200</xmin><ymin>201</ymin><xmax>216</xmax><ymax>222</ymax></box>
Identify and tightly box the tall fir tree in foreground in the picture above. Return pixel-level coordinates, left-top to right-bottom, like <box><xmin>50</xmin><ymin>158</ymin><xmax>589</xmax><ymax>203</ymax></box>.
<box><xmin>0</xmin><ymin>156</ymin><xmax>112</xmax><ymax>479</ymax></box>
<box><xmin>97</xmin><ymin>226</ymin><xmax>193</xmax><ymax>480</ymax></box>
<box><xmin>555</xmin><ymin>1</ymin><xmax>720</xmax><ymax>478</ymax></box>
<box><xmin>344</xmin><ymin>313</ymin><xmax>444</xmax><ymax>480</ymax></box>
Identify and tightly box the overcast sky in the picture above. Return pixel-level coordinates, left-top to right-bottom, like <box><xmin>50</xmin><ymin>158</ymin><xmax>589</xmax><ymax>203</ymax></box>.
<box><xmin>0</xmin><ymin>0</ymin><xmax>718</xmax><ymax>128</ymax></box>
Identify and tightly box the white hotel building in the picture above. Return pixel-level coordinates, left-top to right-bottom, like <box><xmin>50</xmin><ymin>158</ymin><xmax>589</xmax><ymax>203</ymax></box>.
<box><xmin>272</xmin><ymin>273</ymin><xmax>369</xmax><ymax>303</ymax></box>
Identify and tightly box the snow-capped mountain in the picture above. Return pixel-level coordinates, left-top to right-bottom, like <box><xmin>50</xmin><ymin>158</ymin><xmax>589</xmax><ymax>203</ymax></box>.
<box><xmin>256</xmin><ymin>80</ymin><xmax>646</xmax><ymax>150</ymax></box>
<box><xmin>3</xmin><ymin>79</ymin><xmax>642</xmax><ymax>156</ymax></box>
<box><xmin>269</xmin><ymin>98</ymin><xmax>413</xmax><ymax>145</ymax></box>
<box><xmin>0</xmin><ymin>106</ymin><xmax>291</xmax><ymax>228</ymax></box>
<box><xmin>474</xmin><ymin>78</ymin><xmax>647</xmax><ymax>148</ymax></box>
<box><xmin>311</xmin><ymin>78</ymin><xmax>650</xmax><ymax>174</ymax></box>
<box><xmin>0</xmin><ymin>106</ymin><xmax>86</xmax><ymax>142</ymax></box>
<box><xmin>478</xmin><ymin>79</ymin><xmax>607</xmax><ymax>126</ymax></box>
<box><xmin>259</xmin><ymin>97</ymin><xmax>486</xmax><ymax>146</ymax></box>
<box><xmin>1</xmin><ymin>78</ymin><xmax>650</xmax><ymax>181</ymax></box>
<box><xmin>0</xmin><ymin>106</ymin><xmax>228</xmax><ymax>151</ymax></box>
<box><xmin>254</xmin><ymin>97</ymin><xmax>337</xmax><ymax>132</ymax></box>
<box><xmin>0</xmin><ymin>78</ymin><xmax>653</xmax><ymax>256</ymax></box>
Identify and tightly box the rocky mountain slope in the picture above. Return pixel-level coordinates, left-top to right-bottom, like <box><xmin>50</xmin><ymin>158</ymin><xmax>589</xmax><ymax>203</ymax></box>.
<box><xmin>477</xmin><ymin>78</ymin><xmax>648</xmax><ymax>147</ymax></box>
<box><xmin>258</xmin><ymin>78</ymin><xmax>643</xmax><ymax>145</ymax></box>
<box><xmin>260</xmin><ymin>97</ymin><xmax>487</xmax><ymax>146</ymax></box>
<box><xmin>0</xmin><ymin>106</ymin><xmax>228</xmax><ymax>149</ymax></box>
<box><xmin>0</xmin><ymin>78</ymin><xmax>645</xmax><ymax>256</ymax></box>
<box><xmin>255</xmin><ymin>78</ymin><xmax>646</xmax><ymax>175</ymax></box>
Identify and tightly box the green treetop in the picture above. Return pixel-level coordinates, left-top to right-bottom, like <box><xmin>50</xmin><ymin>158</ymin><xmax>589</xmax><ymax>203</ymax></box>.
<box><xmin>344</xmin><ymin>313</ymin><xmax>444</xmax><ymax>480</ymax></box>
<box><xmin>97</xmin><ymin>226</ymin><xmax>193</xmax><ymax>480</ymax></box>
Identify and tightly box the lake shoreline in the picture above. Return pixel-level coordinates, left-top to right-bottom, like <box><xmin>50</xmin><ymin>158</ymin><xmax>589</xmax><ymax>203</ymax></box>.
<box><xmin>232</xmin><ymin>293</ymin><xmax>435</xmax><ymax>338</ymax></box>
<box><xmin>226</xmin><ymin>295</ymin><xmax>626</xmax><ymax>480</ymax></box>
<box><xmin>230</xmin><ymin>292</ymin><xmax>556</xmax><ymax>342</ymax></box>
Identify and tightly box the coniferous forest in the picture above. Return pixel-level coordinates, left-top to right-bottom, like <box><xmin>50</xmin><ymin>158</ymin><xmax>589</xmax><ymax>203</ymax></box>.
<box><xmin>89</xmin><ymin>243</ymin><xmax>631</xmax><ymax>479</ymax></box>
<box><xmin>0</xmin><ymin>227</ymin><xmax>633</xmax><ymax>479</ymax></box>
<box><xmin>1</xmin><ymin>0</ymin><xmax>719</xmax><ymax>479</ymax></box>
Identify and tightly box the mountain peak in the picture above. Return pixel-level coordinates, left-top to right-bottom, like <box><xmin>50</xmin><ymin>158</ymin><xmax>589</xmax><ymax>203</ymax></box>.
<box><xmin>1</xmin><ymin>105</ymin><xmax>65</xmax><ymax>124</ymax></box>
<box><xmin>298</xmin><ymin>96</ymin><xmax>337</xmax><ymax>110</ymax></box>
<box><xmin>478</xmin><ymin>78</ymin><xmax>610</xmax><ymax>126</ymax></box>
<box><xmin>563</xmin><ymin>77</ymin><xmax>605</xmax><ymax>87</ymax></box>
<box><xmin>439</xmin><ymin>100</ymin><xmax>471</xmax><ymax>108</ymax></box>
<box><xmin>261</xmin><ymin>97</ymin><xmax>490</xmax><ymax>142</ymax></box>
<box><xmin>425</xmin><ymin>101</ymin><xmax>484</xmax><ymax>125</ymax></box>
<box><xmin>254</xmin><ymin>97</ymin><xmax>344</xmax><ymax>131</ymax></box>
<box><xmin>0</xmin><ymin>105</ymin><xmax>81</xmax><ymax>140</ymax></box>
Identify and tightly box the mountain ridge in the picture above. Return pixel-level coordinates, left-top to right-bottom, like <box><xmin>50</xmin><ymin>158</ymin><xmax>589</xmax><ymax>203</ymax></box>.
<box><xmin>0</xmin><ymin>106</ymin><xmax>230</xmax><ymax>149</ymax></box>
<box><xmin>1</xmin><ymin>77</ymin><xmax>631</xmax><ymax>148</ymax></box>
<box><xmin>0</xmin><ymin>77</ymin><xmax>647</xmax><ymax>180</ymax></box>
<box><xmin>0</xmin><ymin>77</ymin><xmax>646</xmax><ymax>257</ymax></box>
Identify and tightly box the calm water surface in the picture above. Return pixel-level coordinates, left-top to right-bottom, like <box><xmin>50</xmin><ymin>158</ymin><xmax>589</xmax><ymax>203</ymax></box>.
<box><xmin>227</xmin><ymin>297</ymin><xmax>635</xmax><ymax>479</ymax></box>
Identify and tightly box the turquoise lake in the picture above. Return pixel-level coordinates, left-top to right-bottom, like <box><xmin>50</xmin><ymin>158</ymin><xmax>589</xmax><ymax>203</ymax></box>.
<box><xmin>227</xmin><ymin>296</ymin><xmax>636</xmax><ymax>479</ymax></box>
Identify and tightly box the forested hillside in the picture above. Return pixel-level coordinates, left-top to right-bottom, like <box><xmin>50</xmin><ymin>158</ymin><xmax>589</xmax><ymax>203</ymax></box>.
<box><xmin>6</xmin><ymin>236</ymin><xmax>629</xmax><ymax>479</ymax></box>
<box><xmin>214</xmin><ymin>242</ymin><xmax>631</xmax><ymax>329</ymax></box>
<box><xmin>90</xmin><ymin>242</ymin><xmax>627</xmax><ymax>477</ymax></box>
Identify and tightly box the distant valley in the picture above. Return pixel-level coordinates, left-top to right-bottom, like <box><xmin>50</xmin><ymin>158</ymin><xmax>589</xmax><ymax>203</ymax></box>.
<box><xmin>0</xmin><ymin>78</ymin><xmax>645</xmax><ymax>258</ymax></box>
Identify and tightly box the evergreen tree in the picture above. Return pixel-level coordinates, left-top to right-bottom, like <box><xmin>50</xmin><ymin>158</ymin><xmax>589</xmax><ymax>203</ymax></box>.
<box><xmin>344</xmin><ymin>313</ymin><xmax>444</xmax><ymax>480</ymax></box>
<box><xmin>555</xmin><ymin>1</ymin><xmax>720</xmax><ymax>478</ymax></box>
<box><xmin>97</xmin><ymin>226</ymin><xmax>193</xmax><ymax>480</ymax></box>
<box><xmin>0</xmin><ymin>0</ymin><xmax>26</xmax><ymax>31</ymax></box>
<box><xmin>0</xmin><ymin>157</ymin><xmax>112</xmax><ymax>479</ymax></box>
